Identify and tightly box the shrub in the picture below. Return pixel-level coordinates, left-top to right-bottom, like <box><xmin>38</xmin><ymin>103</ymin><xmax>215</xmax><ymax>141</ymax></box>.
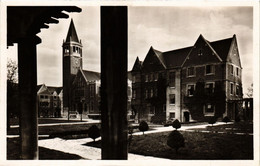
<box><xmin>172</xmin><ymin>119</ymin><xmax>181</xmax><ymax>130</ymax></box>
<box><xmin>88</xmin><ymin>125</ymin><xmax>100</xmax><ymax>142</ymax></box>
<box><xmin>167</xmin><ymin>130</ymin><xmax>185</xmax><ymax>154</ymax></box>
<box><xmin>139</xmin><ymin>121</ymin><xmax>149</xmax><ymax>135</ymax></box>
<box><xmin>235</xmin><ymin>116</ymin><xmax>241</xmax><ymax>122</ymax></box>
<box><xmin>222</xmin><ymin>116</ymin><xmax>231</xmax><ymax>124</ymax></box>
<box><xmin>208</xmin><ymin>116</ymin><xmax>217</xmax><ymax>126</ymax></box>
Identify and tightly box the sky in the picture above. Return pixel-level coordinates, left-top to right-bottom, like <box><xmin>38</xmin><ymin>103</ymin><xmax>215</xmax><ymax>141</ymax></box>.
<box><xmin>6</xmin><ymin>5</ymin><xmax>253</xmax><ymax>95</ymax></box>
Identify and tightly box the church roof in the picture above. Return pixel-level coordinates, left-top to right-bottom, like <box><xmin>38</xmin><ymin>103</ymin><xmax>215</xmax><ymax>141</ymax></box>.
<box><xmin>210</xmin><ymin>37</ymin><xmax>233</xmax><ymax>61</ymax></box>
<box><xmin>65</xmin><ymin>19</ymin><xmax>80</xmax><ymax>43</ymax></box>
<box><xmin>82</xmin><ymin>70</ymin><xmax>100</xmax><ymax>81</ymax></box>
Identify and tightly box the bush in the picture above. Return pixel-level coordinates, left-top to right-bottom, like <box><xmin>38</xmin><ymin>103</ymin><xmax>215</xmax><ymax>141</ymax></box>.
<box><xmin>167</xmin><ymin>130</ymin><xmax>185</xmax><ymax>154</ymax></box>
<box><xmin>139</xmin><ymin>121</ymin><xmax>149</xmax><ymax>135</ymax></box>
<box><xmin>88</xmin><ymin>125</ymin><xmax>100</xmax><ymax>142</ymax></box>
<box><xmin>235</xmin><ymin>116</ymin><xmax>241</xmax><ymax>122</ymax></box>
<box><xmin>222</xmin><ymin>116</ymin><xmax>231</xmax><ymax>123</ymax></box>
<box><xmin>172</xmin><ymin>119</ymin><xmax>181</xmax><ymax>130</ymax></box>
<box><xmin>208</xmin><ymin>116</ymin><xmax>217</xmax><ymax>126</ymax></box>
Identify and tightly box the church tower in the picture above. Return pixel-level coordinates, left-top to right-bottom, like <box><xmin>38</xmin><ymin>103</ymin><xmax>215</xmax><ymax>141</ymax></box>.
<box><xmin>62</xmin><ymin>19</ymin><xmax>83</xmax><ymax>110</ymax></box>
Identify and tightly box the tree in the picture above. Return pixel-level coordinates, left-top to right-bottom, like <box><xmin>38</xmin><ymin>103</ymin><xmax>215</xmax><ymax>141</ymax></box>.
<box><xmin>88</xmin><ymin>125</ymin><xmax>100</xmax><ymax>142</ymax></box>
<box><xmin>246</xmin><ymin>83</ymin><xmax>253</xmax><ymax>98</ymax></box>
<box><xmin>167</xmin><ymin>130</ymin><xmax>185</xmax><ymax>154</ymax></box>
<box><xmin>172</xmin><ymin>119</ymin><xmax>181</xmax><ymax>130</ymax></box>
<box><xmin>208</xmin><ymin>116</ymin><xmax>217</xmax><ymax>126</ymax></box>
<box><xmin>138</xmin><ymin>121</ymin><xmax>149</xmax><ymax>135</ymax></box>
<box><xmin>7</xmin><ymin>59</ymin><xmax>19</xmax><ymax>131</ymax></box>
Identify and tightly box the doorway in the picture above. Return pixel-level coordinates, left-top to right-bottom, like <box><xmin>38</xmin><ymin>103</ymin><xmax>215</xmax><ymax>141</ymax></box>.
<box><xmin>184</xmin><ymin>112</ymin><xmax>190</xmax><ymax>122</ymax></box>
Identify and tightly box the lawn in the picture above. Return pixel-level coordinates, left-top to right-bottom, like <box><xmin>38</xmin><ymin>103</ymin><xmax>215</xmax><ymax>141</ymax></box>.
<box><xmin>190</xmin><ymin>122</ymin><xmax>253</xmax><ymax>134</ymax></box>
<box><xmin>87</xmin><ymin>131</ymin><xmax>253</xmax><ymax>160</ymax></box>
<box><xmin>8</xmin><ymin>123</ymin><xmax>100</xmax><ymax>136</ymax></box>
<box><xmin>7</xmin><ymin>138</ymin><xmax>84</xmax><ymax>160</ymax></box>
<box><xmin>10</xmin><ymin>117</ymin><xmax>88</xmax><ymax>126</ymax></box>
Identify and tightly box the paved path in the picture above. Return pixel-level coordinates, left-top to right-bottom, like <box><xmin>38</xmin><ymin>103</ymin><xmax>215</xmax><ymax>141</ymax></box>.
<box><xmin>38</xmin><ymin>122</ymin><xmax>240</xmax><ymax>160</ymax></box>
<box><xmin>39</xmin><ymin>137</ymin><xmax>169</xmax><ymax>160</ymax></box>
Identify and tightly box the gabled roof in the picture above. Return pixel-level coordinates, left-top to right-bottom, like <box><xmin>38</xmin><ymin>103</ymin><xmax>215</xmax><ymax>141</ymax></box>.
<box><xmin>47</xmin><ymin>86</ymin><xmax>63</xmax><ymax>94</ymax></box>
<box><xmin>82</xmin><ymin>70</ymin><xmax>100</xmax><ymax>81</ymax></box>
<box><xmin>210</xmin><ymin>37</ymin><xmax>233</xmax><ymax>61</ymax></box>
<box><xmin>65</xmin><ymin>19</ymin><xmax>80</xmax><ymax>43</ymax></box>
<box><xmin>162</xmin><ymin>46</ymin><xmax>192</xmax><ymax>68</ymax></box>
<box><xmin>133</xmin><ymin>35</ymin><xmax>236</xmax><ymax>70</ymax></box>
<box><xmin>132</xmin><ymin>57</ymin><xmax>143</xmax><ymax>72</ymax></box>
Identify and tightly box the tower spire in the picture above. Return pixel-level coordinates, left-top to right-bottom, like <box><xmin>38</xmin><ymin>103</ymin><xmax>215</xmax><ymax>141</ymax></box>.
<box><xmin>65</xmin><ymin>19</ymin><xmax>80</xmax><ymax>42</ymax></box>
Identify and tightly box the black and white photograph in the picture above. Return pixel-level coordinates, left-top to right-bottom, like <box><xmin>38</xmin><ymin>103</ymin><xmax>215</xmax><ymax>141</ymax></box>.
<box><xmin>1</xmin><ymin>1</ymin><xmax>259</xmax><ymax>166</ymax></box>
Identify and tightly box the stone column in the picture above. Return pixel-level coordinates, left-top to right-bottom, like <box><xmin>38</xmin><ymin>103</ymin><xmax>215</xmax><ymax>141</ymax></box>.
<box><xmin>18</xmin><ymin>36</ymin><xmax>41</xmax><ymax>159</ymax></box>
<box><xmin>101</xmin><ymin>6</ymin><xmax>128</xmax><ymax>159</ymax></box>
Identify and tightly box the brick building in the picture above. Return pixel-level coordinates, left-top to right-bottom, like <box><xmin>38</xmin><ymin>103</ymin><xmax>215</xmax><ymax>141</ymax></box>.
<box><xmin>131</xmin><ymin>34</ymin><xmax>243</xmax><ymax>123</ymax></box>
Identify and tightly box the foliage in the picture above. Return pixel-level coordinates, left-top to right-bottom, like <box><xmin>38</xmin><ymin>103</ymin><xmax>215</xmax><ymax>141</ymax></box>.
<box><xmin>7</xmin><ymin>60</ymin><xmax>19</xmax><ymax>130</ymax></box>
<box><xmin>222</xmin><ymin>116</ymin><xmax>231</xmax><ymax>124</ymax></box>
<box><xmin>167</xmin><ymin>130</ymin><xmax>185</xmax><ymax>154</ymax></box>
<box><xmin>172</xmin><ymin>119</ymin><xmax>181</xmax><ymax>130</ymax></box>
<box><xmin>88</xmin><ymin>125</ymin><xmax>100</xmax><ymax>142</ymax></box>
<box><xmin>208</xmin><ymin>116</ymin><xmax>217</xmax><ymax>126</ymax></box>
<box><xmin>184</xmin><ymin>80</ymin><xmax>226</xmax><ymax>121</ymax></box>
<box><xmin>138</xmin><ymin>121</ymin><xmax>149</xmax><ymax>135</ymax></box>
<box><xmin>246</xmin><ymin>83</ymin><xmax>253</xmax><ymax>98</ymax></box>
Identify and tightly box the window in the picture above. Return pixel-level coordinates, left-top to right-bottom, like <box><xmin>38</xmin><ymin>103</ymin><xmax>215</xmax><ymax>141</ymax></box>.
<box><xmin>150</xmin><ymin>106</ymin><xmax>155</xmax><ymax>114</ymax></box>
<box><xmin>150</xmin><ymin>89</ymin><xmax>153</xmax><ymax>97</ymax></box>
<box><xmin>230</xmin><ymin>65</ymin><xmax>234</xmax><ymax>75</ymax></box>
<box><xmin>187</xmin><ymin>67</ymin><xmax>195</xmax><ymax>77</ymax></box>
<box><xmin>154</xmin><ymin>88</ymin><xmax>157</xmax><ymax>97</ymax></box>
<box><xmin>230</xmin><ymin>83</ymin><xmax>234</xmax><ymax>95</ymax></box>
<box><xmin>73</xmin><ymin>46</ymin><xmax>76</xmax><ymax>52</ymax></box>
<box><xmin>65</xmin><ymin>46</ymin><xmax>69</xmax><ymax>53</ymax></box>
<box><xmin>53</xmin><ymin>96</ymin><xmax>57</xmax><ymax>100</ymax></box>
<box><xmin>90</xmin><ymin>85</ymin><xmax>95</xmax><ymax>97</ymax></box>
<box><xmin>145</xmin><ymin>89</ymin><xmax>148</xmax><ymax>99</ymax></box>
<box><xmin>169</xmin><ymin>94</ymin><xmax>175</xmax><ymax>105</ymax></box>
<box><xmin>154</xmin><ymin>73</ymin><xmax>158</xmax><ymax>81</ymax></box>
<box><xmin>206</xmin><ymin>65</ymin><xmax>214</xmax><ymax>75</ymax></box>
<box><xmin>205</xmin><ymin>83</ymin><xmax>214</xmax><ymax>94</ymax></box>
<box><xmin>145</xmin><ymin>75</ymin><xmax>148</xmax><ymax>82</ymax></box>
<box><xmin>169</xmin><ymin>113</ymin><xmax>175</xmax><ymax>119</ymax></box>
<box><xmin>169</xmin><ymin>72</ymin><xmax>176</xmax><ymax>87</ymax></box>
<box><xmin>236</xmin><ymin>67</ymin><xmax>239</xmax><ymax>76</ymax></box>
<box><xmin>44</xmin><ymin>95</ymin><xmax>48</xmax><ymax>99</ymax></box>
<box><xmin>236</xmin><ymin>85</ymin><xmax>240</xmax><ymax>96</ymax></box>
<box><xmin>198</xmin><ymin>49</ymin><xmax>203</xmax><ymax>56</ymax></box>
<box><xmin>150</xmin><ymin>74</ymin><xmax>153</xmax><ymax>81</ymax></box>
<box><xmin>132</xmin><ymin>75</ymin><xmax>136</xmax><ymax>83</ymax></box>
<box><xmin>204</xmin><ymin>103</ymin><xmax>214</xmax><ymax>115</ymax></box>
<box><xmin>40</xmin><ymin>95</ymin><xmax>44</xmax><ymax>99</ymax></box>
<box><xmin>133</xmin><ymin>90</ymin><xmax>136</xmax><ymax>99</ymax></box>
<box><xmin>187</xmin><ymin>84</ymin><xmax>195</xmax><ymax>96</ymax></box>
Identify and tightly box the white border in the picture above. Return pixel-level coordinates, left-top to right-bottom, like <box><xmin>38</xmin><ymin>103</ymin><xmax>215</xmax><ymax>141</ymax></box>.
<box><xmin>0</xmin><ymin>1</ymin><xmax>259</xmax><ymax>166</ymax></box>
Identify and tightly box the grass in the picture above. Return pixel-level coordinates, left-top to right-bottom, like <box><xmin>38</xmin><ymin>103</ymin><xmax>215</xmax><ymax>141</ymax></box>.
<box><xmin>86</xmin><ymin>131</ymin><xmax>253</xmax><ymax>160</ymax></box>
<box><xmin>10</xmin><ymin>117</ymin><xmax>88</xmax><ymax>126</ymax></box>
<box><xmin>190</xmin><ymin>122</ymin><xmax>253</xmax><ymax>134</ymax></box>
<box><xmin>7</xmin><ymin>138</ymin><xmax>83</xmax><ymax>160</ymax></box>
<box><xmin>8</xmin><ymin>123</ymin><xmax>100</xmax><ymax>136</ymax></box>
